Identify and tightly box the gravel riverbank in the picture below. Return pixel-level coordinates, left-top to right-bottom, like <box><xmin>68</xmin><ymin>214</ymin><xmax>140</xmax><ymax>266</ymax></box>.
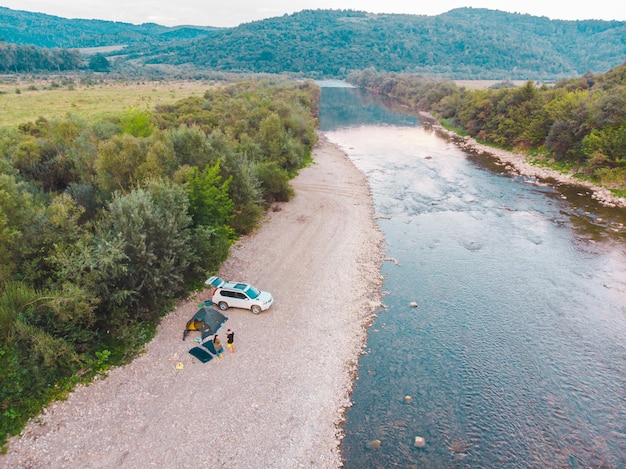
<box><xmin>427</xmin><ymin>119</ymin><xmax>626</xmax><ymax>208</ymax></box>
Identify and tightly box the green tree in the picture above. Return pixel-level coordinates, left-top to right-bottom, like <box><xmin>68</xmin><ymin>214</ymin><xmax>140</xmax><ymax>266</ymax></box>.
<box><xmin>93</xmin><ymin>181</ymin><xmax>193</xmax><ymax>325</ymax></box>
<box><xmin>256</xmin><ymin>161</ymin><xmax>294</xmax><ymax>204</ymax></box>
<box><xmin>119</xmin><ymin>108</ymin><xmax>154</xmax><ymax>138</ymax></box>
<box><xmin>219</xmin><ymin>154</ymin><xmax>263</xmax><ymax>233</ymax></box>
<box><xmin>95</xmin><ymin>134</ymin><xmax>146</xmax><ymax>194</ymax></box>
<box><xmin>0</xmin><ymin>175</ymin><xmax>37</xmax><ymax>280</ymax></box>
<box><xmin>136</xmin><ymin>131</ymin><xmax>178</xmax><ymax>182</ymax></box>
<box><xmin>167</xmin><ymin>125</ymin><xmax>212</xmax><ymax>168</ymax></box>
<box><xmin>88</xmin><ymin>53</ymin><xmax>110</xmax><ymax>72</ymax></box>
<box><xmin>185</xmin><ymin>163</ymin><xmax>234</xmax><ymax>229</ymax></box>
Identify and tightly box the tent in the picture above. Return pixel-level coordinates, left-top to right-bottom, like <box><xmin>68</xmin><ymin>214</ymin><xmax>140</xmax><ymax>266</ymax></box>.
<box><xmin>183</xmin><ymin>305</ymin><xmax>227</xmax><ymax>341</ymax></box>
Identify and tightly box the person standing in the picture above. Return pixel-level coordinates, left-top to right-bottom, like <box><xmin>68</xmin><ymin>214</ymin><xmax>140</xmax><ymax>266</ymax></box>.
<box><xmin>213</xmin><ymin>334</ymin><xmax>224</xmax><ymax>359</ymax></box>
<box><xmin>226</xmin><ymin>329</ymin><xmax>235</xmax><ymax>353</ymax></box>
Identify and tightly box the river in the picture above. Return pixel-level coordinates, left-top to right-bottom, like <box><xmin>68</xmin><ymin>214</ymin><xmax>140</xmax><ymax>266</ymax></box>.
<box><xmin>318</xmin><ymin>82</ymin><xmax>626</xmax><ymax>468</ymax></box>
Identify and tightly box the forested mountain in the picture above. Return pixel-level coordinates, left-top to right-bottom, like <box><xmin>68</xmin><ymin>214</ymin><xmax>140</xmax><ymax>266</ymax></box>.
<box><xmin>137</xmin><ymin>9</ymin><xmax>626</xmax><ymax>79</ymax></box>
<box><xmin>0</xmin><ymin>7</ymin><xmax>625</xmax><ymax>78</ymax></box>
<box><xmin>0</xmin><ymin>6</ymin><xmax>217</xmax><ymax>48</ymax></box>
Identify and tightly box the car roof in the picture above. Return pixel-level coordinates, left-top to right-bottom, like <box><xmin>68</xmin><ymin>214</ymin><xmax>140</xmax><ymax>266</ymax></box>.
<box><xmin>206</xmin><ymin>276</ymin><xmax>257</xmax><ymax>292</ymax></box>
<box><xmin>222</xmin><ymin>282</ymin><xmax>250</xmax><ymax>290</ymax></box>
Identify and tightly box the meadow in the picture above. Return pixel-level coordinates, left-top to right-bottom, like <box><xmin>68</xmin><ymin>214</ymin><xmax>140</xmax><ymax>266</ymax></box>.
<box><xmin>0</xmin><ymin>77</ymin><xmax>214</xmax><ymax>127</ymax></box>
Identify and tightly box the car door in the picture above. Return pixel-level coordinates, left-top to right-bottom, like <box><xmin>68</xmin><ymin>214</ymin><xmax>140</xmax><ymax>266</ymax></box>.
<box><xmin>231</xmin><ymin>291</ymin><xmax>249</xmax><ymax>309</ymax></box>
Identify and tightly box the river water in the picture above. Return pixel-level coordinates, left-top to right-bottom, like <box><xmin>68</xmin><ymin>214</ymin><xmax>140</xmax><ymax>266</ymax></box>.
<box><xmin>318</xmin><ymin>83</ymin><xmax>626</xmax><ymax>468</ymax></box>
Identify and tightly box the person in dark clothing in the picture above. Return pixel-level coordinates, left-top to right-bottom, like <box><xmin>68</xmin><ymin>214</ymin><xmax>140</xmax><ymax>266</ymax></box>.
<box><xmin>226</xmin><ymin>329</ymin><xmax>235</xmax><ymax>353</ymax></box>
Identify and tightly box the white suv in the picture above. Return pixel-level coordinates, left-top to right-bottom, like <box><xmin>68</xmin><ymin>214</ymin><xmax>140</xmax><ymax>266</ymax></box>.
<box><xmin>205</xmin><ymin>276</ymin><xmax>274</xmax><ymax>314</ymax></box>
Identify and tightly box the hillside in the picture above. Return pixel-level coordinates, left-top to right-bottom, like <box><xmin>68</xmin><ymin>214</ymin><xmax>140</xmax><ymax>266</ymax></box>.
<box><xmin>0</xmin><ymin>7</ymin><xmax>625</xmax><ymax>79</ymax></box>
<box><xmin>0</xmin><ymin>6</ymin><xmax>217</xmax><ymax>48</ymax></box>
<box><xmin>108</xmin><ymin>8</ymin><xmax>626</xmax><ymax>79</ymax></box>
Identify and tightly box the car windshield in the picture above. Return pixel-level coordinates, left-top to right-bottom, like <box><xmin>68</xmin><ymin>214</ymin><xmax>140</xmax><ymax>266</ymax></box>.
<box><xmin>244</xmin><ymin>285</ymin><xmax>261</xmax><ymax>299</ymax></box>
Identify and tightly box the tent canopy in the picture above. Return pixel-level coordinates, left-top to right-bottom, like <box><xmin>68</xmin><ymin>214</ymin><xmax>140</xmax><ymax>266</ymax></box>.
<box><xmin>183</xmin><ymin>306</ymin><xmax>227</xmax><ymax>340</ymax></box>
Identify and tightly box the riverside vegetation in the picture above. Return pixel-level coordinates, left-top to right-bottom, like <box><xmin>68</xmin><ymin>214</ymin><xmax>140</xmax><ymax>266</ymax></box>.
<box><xmin>347</xmin><ymin>63</ymin><xmax>626</xmax><ymax>196</ymax></box>
<box><xmin>0</xmin><ymin>77</ymin><xmax>319</xmax><ymax>448</ymax></box>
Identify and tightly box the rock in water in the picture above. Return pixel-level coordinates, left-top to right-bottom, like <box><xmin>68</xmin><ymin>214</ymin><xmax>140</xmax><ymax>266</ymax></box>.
<box><xmin>366</xmin><ymin>439</ymin><xmax>382</xmax><ymax>450</ymax></box>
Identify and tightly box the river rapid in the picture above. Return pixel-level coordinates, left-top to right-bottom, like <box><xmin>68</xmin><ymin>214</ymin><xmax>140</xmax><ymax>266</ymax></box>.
<box><xmin>318</xmin><ymin>83</ymin><xmax>626</xmax><ymax>468</ymax></box>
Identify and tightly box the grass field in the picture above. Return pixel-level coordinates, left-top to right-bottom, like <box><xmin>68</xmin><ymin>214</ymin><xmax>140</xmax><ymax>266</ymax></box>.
<box><xmin>0</xmin><ymin>78</ymin><xmax>215</xmax><ymax>128</ymax></box>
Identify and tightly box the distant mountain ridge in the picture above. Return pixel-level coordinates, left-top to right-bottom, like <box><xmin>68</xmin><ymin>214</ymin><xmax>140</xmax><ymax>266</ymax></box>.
<box><xmin>136</xmin><ymin>8</ymin><xmax>626</xmax><ymax>79</ymax></box>
<box><xmin>0</xmin><ymin>6</ymin><xmax>218</xmax><ymax>48</ymax></box>
<box><xmin>1</xmin><ymin>6</ymin><xmax>625</xmax><ymax>79</ymax></box>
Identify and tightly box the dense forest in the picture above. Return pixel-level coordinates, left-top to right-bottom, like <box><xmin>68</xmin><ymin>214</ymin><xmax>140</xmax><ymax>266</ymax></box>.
<box><xmin>0</xmin><ymin>6</ymin><xmax>216</xmax><ymax>48</ymax></box>
<box><xmin>347</xmin><ymin>63</ymin><xmax>626</xmax><ymax>194</ymax></box>
<box><xmin>1</xmin><ymin>7</ymin><xmax>625</xmax><ymax>79</ymax></box>
<box><xmin>138</xmin><ymin>9</ymin><xmax>626</xmax><ymax>79</ymax></box>
<box><xmin>0</xmin><ymin>78</ymin><xmax>319</xmax><ymax>447</ymax></box>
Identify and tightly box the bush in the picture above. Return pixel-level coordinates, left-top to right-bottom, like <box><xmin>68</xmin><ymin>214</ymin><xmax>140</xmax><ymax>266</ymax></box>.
<box><xmin>256</xmin><ymin>161</ymin><xmax>295</xmax><ymax>204</ymax></box>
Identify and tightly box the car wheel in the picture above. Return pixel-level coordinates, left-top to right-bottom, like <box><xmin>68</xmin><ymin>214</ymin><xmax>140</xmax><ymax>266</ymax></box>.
<box><xmin>218</xmin><ymin>301</ymin><xmax>228</xmax><ymax>311</ymax></box>
<box><xmin>251</xmin><ymin>305</ymin><xmax>261</xmax><ymax>315</ymax></box>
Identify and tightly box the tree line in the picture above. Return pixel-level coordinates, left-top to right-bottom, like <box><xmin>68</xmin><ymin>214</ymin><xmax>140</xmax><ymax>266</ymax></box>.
<box><xmin>347</xmin><ymin>63</ymin><xmax>626</xmax><ymax>194</ymax></box>
<box><xmin>0</xmin><ymin>78</ymin><xmax>319</xmax><ymax>446</ymax></box>
<box><xmin>0</xmin><ymin>42</ymin><xmax>83</xmax><ymax>73</ymax></box>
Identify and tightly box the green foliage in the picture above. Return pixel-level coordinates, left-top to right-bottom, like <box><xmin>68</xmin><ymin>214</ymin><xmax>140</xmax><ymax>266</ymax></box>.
<box><xmin>0</xmin><ymin>7</ymin><xmax>214</xmax><ymax>48</ymax></box>
<box><xmin>119</xmin><ymin>108</ymin><xmax>154</xmax><ymax>138</ymax></box>
<box><xmin>166</xmin><ymin>125</ymin><xmax>212</xmax><ymax>168</ymax></box>
<box><xmin>185</xmin><ymin>163</ymin><xmax>234</xmax><ymax>229</ymax></box>
<box><xmin>0</xmin><ymin>41</ymin><xmax>82</xmax><ymax>73</ymax></box>
<box><xmin>186</xmin><ymin>224</ymin><xmax>232</xmax><ymax>288</ymax></box>
<box><xmin>2</xmin><ymin>8</ymin><xmax>626</xmax><ymax>79</ymax></box>
<box><xmin>350</xmin><ymin>63</ymin><xmax>626</xmax><ymax>191</ymax></box>
<box><xmin>217</xmin><ymin>153</ymin><xmax>264</xmax><ymax>233</ymax></box>
<box><xmin>94</xmin><ymin>181</ymin><xmax>193</xmax><ymax>324</ymax></box>
<box><xmin>0</xmin><ymin>78</ymin><xmax>319</xmax><ymax>446</ymax></box>
<box><xmin>256</xmin><ymin>161</ymin><xmax>295</xmax><ymax>204</ymax></box>
<box><xmin>153</xmin><ymin>78</ymin><xmax>317</xmax><ymax>203</ymax></box>
<box><xmin>0</xmin><ymin>281</ymin><xmax>94</xmax><ymax>444</ymax></box>
<box><xmin>0</xmin><ymin>174</ymin><xmax>35</xmax><ymax>280</ymax></box>
<box><xmin>231</xmin><ymin>203</ymin><xmax>264</xmax><ymax>235</ymax></box>
<box><xmin>138</xmin><ymin>9</ymin><xmax>626</xmax><ymax>79</ymax></box>
<box><xmin>137</xmin><ymin>131</ymin><xmax>177</xmax><ymax>180</ymax></box>
<box><xmin>88</xmin><ymin>53</ymin><xmax>110</xmax><ymax>72</ymax></box>
<box><xmin>348</xmin><ymin>70</ymin><xmax>458</xmax><ymax>111</ymax></box>
<box><xmin>95</xmin><ymin>134</ymin><xmax>145</xmax><ymax>193</ymax></box>
<box><xmin>94</xmin><ymin>349</ymin><xmax>111</xmax><ymax>372</ymax></box>
<box><xmin>593</xmin><ymin>167</ymin><xmax>626</xmax><ymax>189</ymax></box>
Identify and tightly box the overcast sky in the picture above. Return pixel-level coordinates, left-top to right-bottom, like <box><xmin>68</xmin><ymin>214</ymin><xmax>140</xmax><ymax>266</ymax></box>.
<box><xmin>1</xmin><ymin>1</ymin><xmax>624</xmax><ymax>27</ymax></box>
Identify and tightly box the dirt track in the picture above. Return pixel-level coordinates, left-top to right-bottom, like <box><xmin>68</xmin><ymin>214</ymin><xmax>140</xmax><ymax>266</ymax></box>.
<box><xmin>2</xmin><ymin>134</ymin><xmax>384</xmax><ymax>469</ymax></box>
